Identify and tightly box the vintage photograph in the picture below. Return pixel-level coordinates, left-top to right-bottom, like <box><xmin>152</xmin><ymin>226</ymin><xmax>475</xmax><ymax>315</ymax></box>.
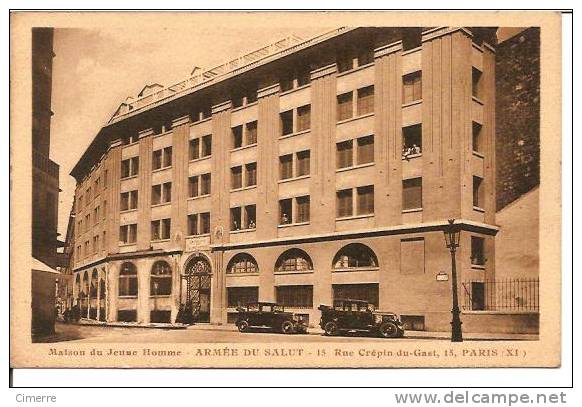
<box><xmin>11</xmin><ymin>11</ymin><xmax>562</xmax><ymax>368</ymax></box>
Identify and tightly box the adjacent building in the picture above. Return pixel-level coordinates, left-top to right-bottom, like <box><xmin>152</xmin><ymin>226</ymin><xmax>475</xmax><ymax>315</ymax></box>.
<box><xmin>68</xmin><ymin>27</ymin><xmax>537</xmax><ymax>333</ymax></box>
<box><xmin>32</xmin><ymin>27</ymin><xmax>60</xmax><ymax>336</ymax></box>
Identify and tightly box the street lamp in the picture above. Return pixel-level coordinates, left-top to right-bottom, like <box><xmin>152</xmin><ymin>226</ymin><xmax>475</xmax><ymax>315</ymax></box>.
<box><xmin>443</xmin><ymin>218</ymin><xmax>463</xmax><ymax>342</ymax></box>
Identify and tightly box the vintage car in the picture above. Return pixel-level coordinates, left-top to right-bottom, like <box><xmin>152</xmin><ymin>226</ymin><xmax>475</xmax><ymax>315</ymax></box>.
<box><xmin>235</xmin><ymin>302</ymin><xmax>308</xmax><ymax>334</ymax></box>
<box><xmin>318</xmin><ymin>299</ymin><xmax>405</xmax><ymax>338</ymax></box>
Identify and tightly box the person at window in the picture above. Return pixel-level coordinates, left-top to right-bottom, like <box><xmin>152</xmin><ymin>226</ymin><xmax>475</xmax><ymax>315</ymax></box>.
<box><xmin>281</xmin><ymin>213</ymin><xmax>290</xmax><ymax>224</ymax></box>
<box><xmin>412</xmin><ymin>144</ymin><xmax>421</xmax><ymax>154</ymax></box>
<box><xmin>248</xmin><ymin>219</ymin><xmax>256</xmax><ymax>229</ymax></box>
<box><xmin>232</xmin><ymin>220</ymin><xmax>239</xmax><ymax>231</ymax></box>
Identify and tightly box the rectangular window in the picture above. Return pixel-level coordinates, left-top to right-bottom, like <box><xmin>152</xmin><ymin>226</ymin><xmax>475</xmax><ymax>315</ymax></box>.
<box><xmin>403</xmin><ymin>178</ymin><xmax>423</xmax><ymax>210</ymax></box>
<box><xmin>336</xmin><ymin>140</ymin><xmax>353</xmax><ymax>169</ymax></box>
<box><xmin>231</xmin><ymin>207</ymin><xmax>242</xmax><ymax>231</ymax></box>
<box><xmin>357</xmin><ymin>135</ymin><xmax>374</xmax><ymax>164</ymax></box>
<box><xmin>151</xmin><ymin>219</ymin><xmax>171</xmax><ymax>241</ymax></box>
<box><xmin>403</xmin><ymin>71</ymin><xmax>422</xmax><ymax>104</ymax></box>
<box><xmin>357</xmin><ymin>185</ymin><xmax>374</xmax><ymax>215</ymax></box>
<box><xmin>103</xmin><ymin>200</ymin><xmax>107</xmax><ymax>220</ymax></box>
<box><xmin>130</xmin><ymin>157</ymin><xmax>139</xmax><ymax>176</ymax></box>
<box><xmin>121</xmin><ymin>159</ymin><xmax>130</xmax><ymax>178</ymax></box>
<box><xmin>188</xmin><ymin>214</ymin><xmax>199</xmax><ymax>236</ymax></box>
<box><xmin>244</xmin><ymin>205</ymin><xmax>256</xmax><ymax>229</ymax></box>
<box><xmin>189</xmin><ymin>176</ymin><xmax>199</xmax><ymax>198</ymax></box>
<box><xmin>232</xmin><ymin>125</ymin><xmax>243</xmax><ymax>149</ymax></box>
<box><xmin>296</xmin><ymin>105</ymin><xmax>311</xmax><ymax>132</ymax></box>
<box><xmin>472</xmin><ymin>122</ymin><xmax>483</xmax><ymax>154</ymax></box>
<box><xmin>151</xmin><ymin>184</ymin><xmax>161</xmax><ymax>205</ymax></box>
<box><xmin>402</xmin><ymin>124</ymin><xmax>422</xmax><ymax>156</ymax></box>
<box><xmin>200</xmin><ymin>212</ymin><xmax>211</xmax><ymax>234</ymax></box>
<box><xmin>473</xmin><ymin>176</ymin><xmax>484</xmax><ymax>208</ymax></box>
<box><xmin>296</xmin><ymin>150</ymin><xmax>310</xmax><ymax>176</ymax></box>
<box><xmin>120</xmin><ymin>190</ymin><xmax>138</xmax><ymax>211</ymax></box>
<box><xmin>231</xmin><ymin>166</ymin><xmax>242</xmax><ymax>189</ymax></box>
<box><xmin>162</xmin><ymin>218</ymin><xmax>171</xmax><ymax>240</ymax></box>
<box><xmin>336</xmin><ymin>189</ymin><xmax>353</xmax><ymax>218</ymax></box>
<box><xmin>201</xmin><ymin>173</ymin><xmax>211</xmax><ymax>195</ymax></box>
<box><xmin>152</xmin><ymin>149</ymin><xmax>163</xmax><ymax>170</ymax></box>
<box><xmin>472</xmin><ymin>67</ymin><xmax>483</xmax><ymax>99</ymax></box>
<box><xmin>296</xmin><ymin>196</ymin><xmax>310</xmax><ymax>223</ymax></box>
<box><xmin>276</xmin><ymin>285</ymin><xmax>314</xmax><ymax>308</ymax></box>
<box><xmin>357</xmin><ymin>86</ymin><xmax>374</xmax><ymax>115</ymax></box>
<box><xmin>119</xmin><ymin>224</ymin><xmax>137</xmax><ymax>244</ymax></box>
<box><xmin>162</xmin><ymin>182</ymin><xmax>172</xmax><ymax>203</ymax></box>
<box><xmin>189</xmin><ymin>138</ymin><xmax>200</xmax><ymax>160</ymax></box>
<box><xmin>337</xmin><ymin>92</ymin><xmax>353</xmax><ymax>121</ymax></box>
<box><xmin>130</xmin><ymin>190</ymin><xmax>138</xmax><ymax>210</ymax></box>
<box><xmin>120</xmin><ymin>192</ymin><xmax>130</xmax><ymax>211</ymax></box>
<box><xmin>279</xmin><ymin>154</ymin><xmax>293</xmax><ymax>180</ymax></box>
<box><xmin>400</xmin><ymin>238</ymin><xmax>425</xmax><ymax>274</ymax></box>
<box><xmin>471</xmin><ymin>236</ymin><xmax>486</xmax><ymax>266</ymax></box>
<box><xmin>201</xmin><ymin>135</ymin><xmax>212</xmax><ymax>157</ymax></box>
<box><xmin>151</xmin><ymin>220</ymin><xmax>161</xmax><ymax>241</ymax></box>
<box><xmin>228</xmin><ymin>287</ymin><xmax>259</xmax><ymax>308</ymax></box>
<box><xmin>280</xmin><ymin>110</ymin><xmax>294</xmax><ymax>136</ymax></box>
<box><xmin>246</xmin><ymin>121</ymin><xmax>258</xmax><ymax>145</ymax></box>
<box><xmin>333</xmin><ymin>283</ymin><xmax>379</xmax><ymax>307</ymax></box>
<box><xmin>163</xmin><ymin>147</ymin><xmax>172</xmax><ymax>168</ymax></box>
<box><xmin>279</xmin><ymin>199</ymin><xmax>292</xmax><ymax>225</ymax></box>
<box><xmin>245</xmin><ymin>163</ymin><xmax>257</xmax><ymax>187</ymax></box>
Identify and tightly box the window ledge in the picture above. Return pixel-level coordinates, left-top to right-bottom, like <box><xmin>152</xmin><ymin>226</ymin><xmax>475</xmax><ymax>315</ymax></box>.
<box><xmin>278</xmin><ymin>221</ymin><xmax>310</xmax><ymax>229</ymax></box>
<box><xmin>336</xmin><ymin>112</ymin><xmax>374</xmax><ymax>125</ymax></box>
<box><xmin>472</xmin><ymin>96</ymin><xmax>484</xmax><ymax>105</ymax></box>
<box><xmin>471</xmin><ymin>264</ymin><xmax>486</xmax><ymax>270</ymax></box>
<box><xmin>336</xmin><ymin>214</ymin><xmax>374</xmax><ymax>221</ymax></box>
<box><xmin>279</xmin><ymin>129</ymin><xmax>310</xmax><ymax>140</ymax></box>
<box><xmin>225</xmin><ymin>272</ymin><xmax>260</xmax><ymax>277</ymax></box>
<box><xmin>336</xmin><ymin>61</ymin><xmax>375</xmax><ymax>78</ymax></box>
<box><xmin>472</xmin><ymin>151</ymin><xmax>485</xmax><ymax>159</ymax></box>
<box><xmin>187</xmin><ymin>194</ymin><xmax>211</xmax><ymax>201</ymax></box>
<box><xmin>189</xmin><ymin>155</ymin><xmax>212</xmax><ymax>164</ymax></box>
<box><xmin>230</xmin><ymin>143</ymin><xmax>258</xmax><ymax>153</ymax></box>
<box><xmin>190</xmin><ymin>117</ymin><xmax>212</xmax><ymax>126</ymax></box>
<box><xmin>274</xmin><ymin>270</ymin><xmax>314</xmax><ymax>275</ymax></box>
<box><xmin>118</xmin><ymin>242</ymin><xmax>137</xmax><ymax>247</ymax></box>
<box><xmin>150</xmin><ymin>295</ymin><xmax>171</xmax><ymax>299</ymax></box>
<box><xmin>230</xmin><ymin>185</ymin><xmax>257</xmax><ymax>193</ymax></box>
<box><xmin>402</xmin><ymin>153</ymin><xmax>422</xmax><ymax>160</ymax></box>
<box><xmin>230</xmin><ymin>228</ymin><xmax>257</xmax><ymax>234</ymax></box>
<box><xmin>473</xmin><ymin>206</ymin><xmax>485</xmax><ymax>213</ymax></box>
<box><xmin>280</xmin><ymin>83</ymin><xmax>311</xmax><ymax>97</ymax></box>
<box><xmin>151</xmin><ymin>238</ymin><xmax>171</xmax><ymax>243</ymax></box>
<box><xmin>118</xmin><ymin>295</ymin><xmax>138</xmax><ymax>299</ymax></box>
<box><xmin>402</xmin><ymin>208</ymin><xmax>423</xmax><ymax>214</ymax></box>
<box><xmin>402</xmin><ymin>99</ymin><xmax>423</xmax><ymax>108</ymax></box>
<box><xmin>187</xmin><ymin>233</ymin><xmax>211</xmax><ymax>238</ymax></box>
<box><xmin>151</xmin><ymin>202</ymin><xmax>171</xmax><ymax>208</ymax></box>
<box><xmin>278</xmin><ymin>175</ymin><xmax>310</xmax><ymax>184</ymax></box>
<box><xmin>121</xmin><ymin>175</ymin><xmax>138</xmax><ymax>181</ymax></box>
<box><xmin>336</xmin><ymin>162</ymin><xmax>374</xmax><ymax>173</ymax></box>
<box><xmin>120</xmin><ymin>208</ymin><xmax>138</xmax><ymax>214</ymax></box>
<box><xmin>152</xmin><ymin>166</ymin><xmax>172</xmax><ymax>174</ymax></box>
<box><xmin>333</xmin><ymin>267</ymin><xmax>380</xmax><ymax>273</ymax></box>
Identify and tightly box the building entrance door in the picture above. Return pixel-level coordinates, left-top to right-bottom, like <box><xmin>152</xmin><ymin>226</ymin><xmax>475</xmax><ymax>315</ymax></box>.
<box><xmin>181</xmin><ymin>256</ymin><xmax>212</xmax><ymax>323</ymax></box>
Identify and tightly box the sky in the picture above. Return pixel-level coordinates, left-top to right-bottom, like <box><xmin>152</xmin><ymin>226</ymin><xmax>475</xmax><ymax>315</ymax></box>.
<box><xmin>49</xmin><ymin>17</ymin><xmax>521</xmax><ymax>239</ymax></box>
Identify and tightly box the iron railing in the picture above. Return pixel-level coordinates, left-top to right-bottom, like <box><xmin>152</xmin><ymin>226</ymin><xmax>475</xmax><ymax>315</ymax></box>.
<box><xmin>461</xmin><ymin>278</ymin><xmax>539</xmax><ymax>312</ymax></box>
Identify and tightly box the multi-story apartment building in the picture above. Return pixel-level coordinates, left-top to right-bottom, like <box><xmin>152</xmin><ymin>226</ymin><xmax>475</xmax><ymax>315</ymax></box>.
<box><xmin>68</xmin><ymin>26</ymin><xmax>512</xmax><ymax>332</ymax></box>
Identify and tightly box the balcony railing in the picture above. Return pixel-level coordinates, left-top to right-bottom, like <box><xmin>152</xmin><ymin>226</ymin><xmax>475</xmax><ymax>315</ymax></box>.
<box><xmin>33</xmin><ymin>149</ymin><xmax>59</xmax><ymax>178</ymax></box>
<box><xmin>461</xmin><ymin>278</ymin><xmax>539</xmax><ymax>312</ymax></box>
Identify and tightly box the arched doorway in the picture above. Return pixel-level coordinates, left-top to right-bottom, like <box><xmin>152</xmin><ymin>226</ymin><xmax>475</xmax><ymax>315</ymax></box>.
<box><xmin>180</xmin><ymin>256</ymin><xmax>212</xmax><ymax>324</ymax></box>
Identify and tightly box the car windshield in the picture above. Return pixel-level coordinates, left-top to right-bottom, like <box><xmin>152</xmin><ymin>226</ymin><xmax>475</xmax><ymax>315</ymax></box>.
<box><xmin>261</xmin><ymin>304</ymin><xmax>273</xmax><ymax>312</ymax></box>
<box><xmin>273</xmin><ymin>305</ymin><xmax>284</xmax><ymax>312</ymax></box>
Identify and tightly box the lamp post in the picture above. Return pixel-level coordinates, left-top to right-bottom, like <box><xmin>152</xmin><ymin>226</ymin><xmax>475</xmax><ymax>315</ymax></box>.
<box><xmin>443</xmin><ymin>218</ymin><xmax>463</xmax><ymax>342</ymax></box>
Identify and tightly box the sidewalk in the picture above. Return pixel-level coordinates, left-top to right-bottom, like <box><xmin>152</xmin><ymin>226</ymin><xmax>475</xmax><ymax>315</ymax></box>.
<box><xmin>77</xmin><ymin>319</ymin><xmax>187</xmax><ymax>330</ymax></box>
<box><xmin>186</xmin><ymin>323</ymin><xmax>539</xmax><ymax>341</ymax></box>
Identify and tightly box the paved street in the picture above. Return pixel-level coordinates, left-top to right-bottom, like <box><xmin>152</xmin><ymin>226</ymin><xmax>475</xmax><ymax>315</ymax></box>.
<box><xmin>34</xmin><ymin>322</ymin><xmax>538</xmax><ymax>343</ymax></box>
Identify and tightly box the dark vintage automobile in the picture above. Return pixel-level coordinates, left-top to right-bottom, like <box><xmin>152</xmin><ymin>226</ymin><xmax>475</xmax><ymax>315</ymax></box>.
<box><xmin>318</xmin><ymin>299</ymin><xmax>404</xmax><ymax>338</ymax></box>
<box><xmin>235</xmin><ymin>302</ymin><xmax>308</xmax><ymax>334</ymax></box>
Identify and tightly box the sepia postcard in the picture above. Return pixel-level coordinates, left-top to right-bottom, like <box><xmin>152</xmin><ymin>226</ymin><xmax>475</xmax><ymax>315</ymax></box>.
<box><xmin>10</xmin><ymin>10</ymin><xmax>562</xmax><ymax>368</ymax></box>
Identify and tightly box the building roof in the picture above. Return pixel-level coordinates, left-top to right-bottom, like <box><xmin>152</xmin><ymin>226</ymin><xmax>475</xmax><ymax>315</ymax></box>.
<box><xmin>32</xmin><ymin>257</ymin><xmax>60</xmax><ymax>274</ymax></box>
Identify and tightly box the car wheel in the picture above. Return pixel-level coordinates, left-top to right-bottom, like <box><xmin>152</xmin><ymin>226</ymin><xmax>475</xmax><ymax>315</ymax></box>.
<box><xmin>237</xmin><ymin>320</ymin><xmax>250</xmax><ymax>333</ymax></box>
<box><xmin>324</xmin><ymin>321</ymin><xmax>339</xmax><ymax>336</ymax></box>
<box><xmin>281</xmin><ymin>320</ymin><xmax>295</xmax><ymax>334</ymax></box>
<box><xmin>378</xmin><ymin>321</ymin><xmax>399</xmax><ymax>338</ymax></box>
